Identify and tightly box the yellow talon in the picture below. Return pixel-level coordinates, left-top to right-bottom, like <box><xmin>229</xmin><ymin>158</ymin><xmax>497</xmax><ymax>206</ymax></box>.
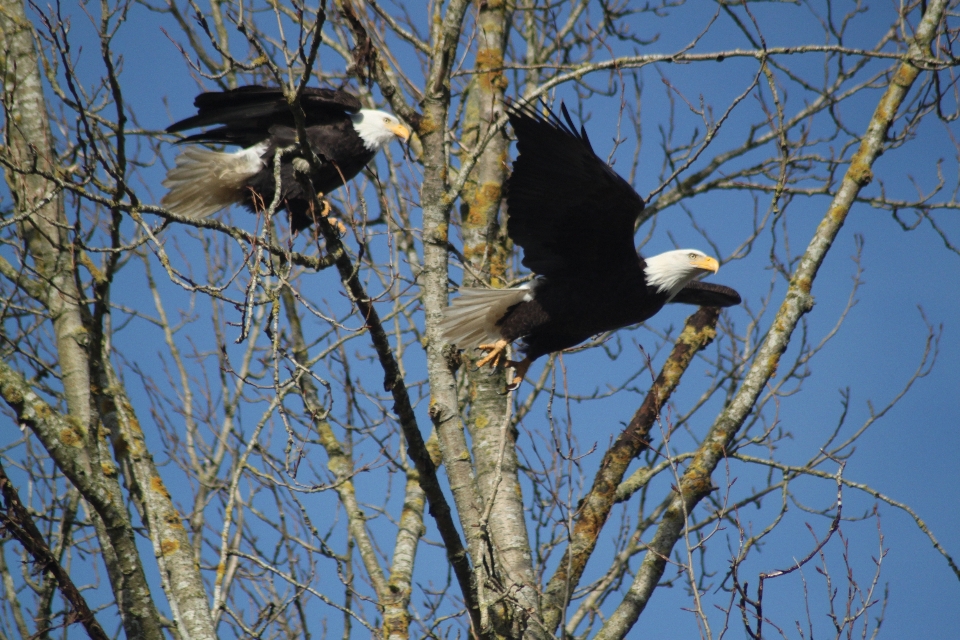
<box><xmin>317</xmin><ymin>197</ymin><xmax>332</xmax><ymax>219</ymax></box>
<box><xmin>476</xmin><ymin>341</ymin><xmax>530</xmax><ymax>390</ymax></box>
<box><xmin>505</xmin><ymin>358</ymin><xmax>531</xmax><ymax>391</ymax></box>
<box><xmin>476</xmin><ymin>339</ymin><xmax>510</xmax><ymax>369</ymax></box>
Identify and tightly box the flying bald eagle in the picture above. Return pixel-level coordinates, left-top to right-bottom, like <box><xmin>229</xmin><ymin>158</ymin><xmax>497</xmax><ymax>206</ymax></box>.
<box><xmin>161</xmin><ymin>85</ymin><xmax>410</xmax><ymax>232</ymax></box>
<box><xmin>440</xmin><ymin>102</ymin><xmax>741</xmax><ymax>388</ymax></box>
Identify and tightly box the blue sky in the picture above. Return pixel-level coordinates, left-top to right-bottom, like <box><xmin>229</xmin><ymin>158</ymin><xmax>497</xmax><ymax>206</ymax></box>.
<box><xmin>2</xmin><ymin>1</ymin><xmax>958</xmax><ymax>638</ymax></box>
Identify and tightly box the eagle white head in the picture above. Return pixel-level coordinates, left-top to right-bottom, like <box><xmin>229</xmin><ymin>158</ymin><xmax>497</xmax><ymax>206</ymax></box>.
<box><xmin>644</xmin><ymin>249</ymin><xmax>720</xmax><ymax>301</ymax></box>
<box><xmin>351</xmin><ymin>109</ymin><xmax>411</xmax><ymax>150</ymax></box>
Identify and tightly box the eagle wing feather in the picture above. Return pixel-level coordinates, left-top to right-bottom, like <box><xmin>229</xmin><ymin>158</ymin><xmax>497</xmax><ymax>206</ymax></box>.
<box><xmin>506</xmin><ymin>101</ymin><xmax>646</xmax><ymax>280</ymax></box>
<box><xmin>168</xmin><ymin>86</ymin><xmax>362</xmax><ymax>147</ymax></box>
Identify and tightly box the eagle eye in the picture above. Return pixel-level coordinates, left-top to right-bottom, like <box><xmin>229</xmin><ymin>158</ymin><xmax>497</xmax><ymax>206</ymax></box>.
<box><xmin>688</xmin><ymin>252</ymin><xmax>698</xmax><ymax>260</ymax></box>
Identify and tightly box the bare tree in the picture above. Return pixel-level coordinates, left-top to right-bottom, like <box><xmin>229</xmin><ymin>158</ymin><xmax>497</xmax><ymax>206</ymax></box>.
<box><xmin>1</xmin><ymin>0</ymin><xmax>958</xmax><ymax>638</ymax></box>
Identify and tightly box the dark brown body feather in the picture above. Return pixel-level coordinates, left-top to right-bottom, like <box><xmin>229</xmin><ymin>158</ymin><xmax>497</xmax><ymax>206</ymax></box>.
<box><xmin>497</xmin><ymin>273</ymin><xmax>673</xmax><ymax>361</ymax></box>
<box><xmin>167</xmin><ymin>86</ymin><xmax>374</xmax><ymax>231</ymax></box>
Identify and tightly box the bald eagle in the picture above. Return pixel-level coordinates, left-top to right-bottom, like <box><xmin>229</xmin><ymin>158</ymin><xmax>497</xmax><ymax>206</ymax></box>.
<box><xmin>440</xmin><ymin>102</ymin><xmax>740</xmax><ymax>388</ymax></box>
<box><xmin>161</xmin><ymin>86</ymin><xmax>410</xmax><ymax>232</ymax></box>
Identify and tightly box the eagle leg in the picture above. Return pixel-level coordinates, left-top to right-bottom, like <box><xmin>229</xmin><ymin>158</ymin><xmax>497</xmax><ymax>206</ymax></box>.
<box><xmin>309</xmin><ymin>196</ymin><xmax>346</xmax><ymax>235</ymax></box>
<box><xmin>315</xmin><ymin>195</ymin><xmax>332</xmax><ymax>219</ymax></box>
<box><xmin>320</xmin><ymin>198</ymin><xmax>348</xmax><ymax>235</ymax></box>
<box><xmin>504</xmin><ymin>357</ymin><xmax>531</xmax><ymax>391</ymax></box>
<box><xmin>476</xmin><ymin>339</ymin><xmax>510</xmax><ymax>370</ymax></box>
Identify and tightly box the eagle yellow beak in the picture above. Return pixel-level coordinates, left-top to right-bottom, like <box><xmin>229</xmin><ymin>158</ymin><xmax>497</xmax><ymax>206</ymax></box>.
<box><xmin>692</xmin><ymin>255</ymin><xmax>720</xmax><ymax>273</ymax></box>
<box><xmin>389</xmin><ymin>122</ymin><xmax>411</xmax><ymax>142</ymax></box>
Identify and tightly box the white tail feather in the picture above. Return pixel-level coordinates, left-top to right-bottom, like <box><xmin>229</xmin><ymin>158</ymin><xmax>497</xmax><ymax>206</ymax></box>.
<box><xmin>161</xmin><ymin>144</ymin><xmax>266</xmax><ymax>219</ymax></box>
<box><xmin>440</xmin><ymin>285</ymin><xmax>534</xmax><ymax>349</ymax></box>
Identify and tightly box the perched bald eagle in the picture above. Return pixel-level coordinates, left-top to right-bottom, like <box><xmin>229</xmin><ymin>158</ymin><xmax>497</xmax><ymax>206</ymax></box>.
<box><xmin>161</xmin><ymin>85</ymin><xmax>410</xmax><ymax>231</ymax></box>
<box><xmin>440</xmin><ymin>102</ymin><xmax>740</xmax><ymax>387</ymax></box>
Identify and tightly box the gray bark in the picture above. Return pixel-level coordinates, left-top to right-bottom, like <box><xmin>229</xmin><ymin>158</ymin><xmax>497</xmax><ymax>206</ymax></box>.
<box><xmin>0</xmin><ymin>2</ymin><xmax>165</xmax><ymax>638</ymax></box>
<box><xmin>594</xmin><ymin>1</ymin><xmax>950</xmax><ymax>636</ymax></box>
<box><xmin>458</xmin><ymin>3</ymin><xmax>545</xmax><ymax>636</ymax></box>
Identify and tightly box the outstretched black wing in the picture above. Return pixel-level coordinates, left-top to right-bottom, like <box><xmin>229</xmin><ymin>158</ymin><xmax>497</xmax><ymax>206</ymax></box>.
<box><xmin>670</xmin><ymin>280</ymin><xmax>742</xmax><ymax>307</ymax></box>
<box><xmin>506</xmin><ymin>101</ymin><xmax>645</xmax><ymax>279</ymax></box>
<box><xmin>167</xmin><ymin>86</ymin><xmax>362</xmax><ymax>147</ymax></box>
